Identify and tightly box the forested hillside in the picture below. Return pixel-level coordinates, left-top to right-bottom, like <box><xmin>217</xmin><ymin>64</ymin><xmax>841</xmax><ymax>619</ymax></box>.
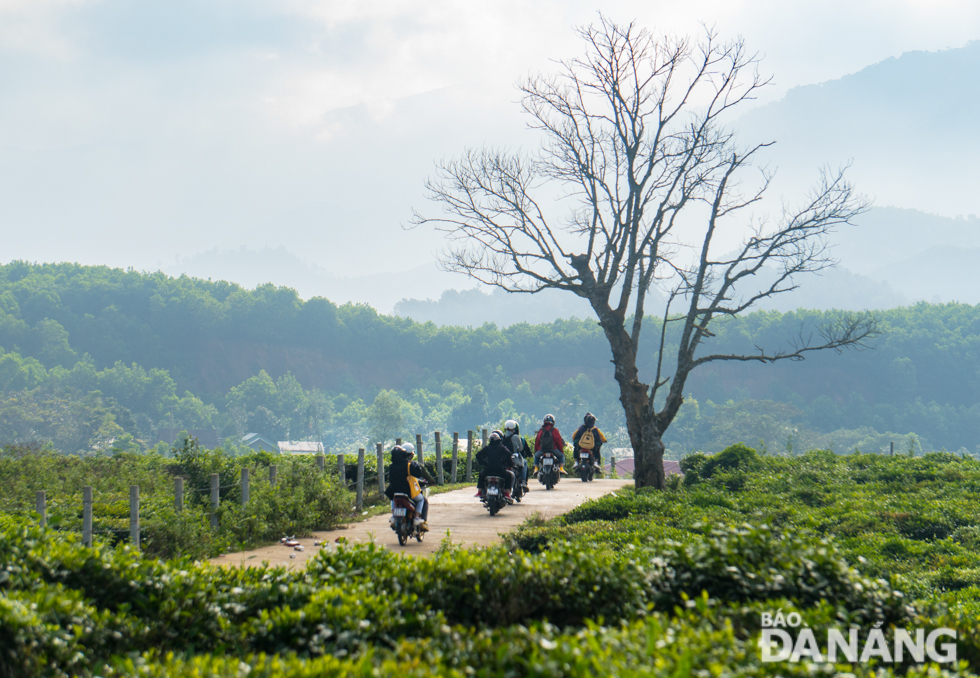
<box><xmin>0</xmin><ymin>261</ymin><xmax>978</xmax><ymax>455</ymax></box>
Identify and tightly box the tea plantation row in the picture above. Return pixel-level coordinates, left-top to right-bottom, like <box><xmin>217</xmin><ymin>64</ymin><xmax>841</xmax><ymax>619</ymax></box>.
<box><xmin>3</xmin><ymin>447</ymin><xmax>980</xmax><ymax>676</ymax></box>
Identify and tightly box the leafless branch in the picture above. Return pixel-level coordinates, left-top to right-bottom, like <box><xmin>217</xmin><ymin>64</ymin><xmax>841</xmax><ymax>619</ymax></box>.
<box><xmin>411</xmin><ymin>17</ymin><xmax>875</xmax><ymax>489</ymax></box>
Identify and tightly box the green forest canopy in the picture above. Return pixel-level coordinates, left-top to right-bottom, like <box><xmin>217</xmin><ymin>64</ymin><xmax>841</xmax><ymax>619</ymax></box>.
<box><xmin>0</xmin><ymin>261</ymin><xmax>978</xmax><ymax>455</ymax></box>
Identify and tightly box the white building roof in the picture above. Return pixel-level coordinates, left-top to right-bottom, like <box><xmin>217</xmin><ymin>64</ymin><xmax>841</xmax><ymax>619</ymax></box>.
<box><xmin>278</xmin><ymin>441</ymin><xmax>324</xmax><ymax>454</ymax></box>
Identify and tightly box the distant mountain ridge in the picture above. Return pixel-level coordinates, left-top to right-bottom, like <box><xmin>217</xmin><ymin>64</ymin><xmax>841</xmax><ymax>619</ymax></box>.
<box><xmin>164</xmin><ymin>45</ymin><xmax>980</xmax><ymax>317</ymax></box>
<box><xmin>736</xmin><ymin>40</ymin><xmax>980</xmax><ymax>217</ymax></box>
<box><xmin>164</xmin><ymin>247</ymin><xmax>471</xmax><ymax>313</ymax></box>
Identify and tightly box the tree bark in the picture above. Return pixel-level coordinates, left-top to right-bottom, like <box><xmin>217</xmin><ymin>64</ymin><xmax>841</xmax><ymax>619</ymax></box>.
<box><xmin>599</xmin><ymin>307</ymin><xmax>667</xmax><ymax>490</ymax></box>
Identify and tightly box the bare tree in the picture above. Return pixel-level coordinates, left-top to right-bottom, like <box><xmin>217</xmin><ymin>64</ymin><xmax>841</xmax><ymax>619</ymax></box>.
<box><xmin>411</xmin><ymin>19</ymin><xmax>877</xmax><ymax>489</ymax></box>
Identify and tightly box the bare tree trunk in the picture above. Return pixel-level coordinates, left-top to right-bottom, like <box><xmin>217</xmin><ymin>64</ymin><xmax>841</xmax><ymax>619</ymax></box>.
<box><xmin>602</xmin><ymin>311</ymin><xmax>667</xmax><ymax>490</ymax></box>
<box><xmin>635</xmin><ymin>419</ymin><xmax>666</xmax><ymax>490</ymax></box>
<box><xmin>615</xmin><ymin>380</ymin><xmax>667</xmax><ymax>490</ymax></box>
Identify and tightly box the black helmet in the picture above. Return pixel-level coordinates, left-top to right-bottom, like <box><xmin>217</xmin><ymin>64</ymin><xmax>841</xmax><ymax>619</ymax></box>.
<box><xmin>584</xmin><ymin>412</ymin><xmax>596</xmax><ymax>427</ymax></box>
<box><xmin>543</xmin><ymin>414</ymin><xmax>555</xmax><ymax>425</ymax></box>
<box><xmin>489</xmin><ymin>430</ymin><xmax>502</xmax><ymax>443</ymax></box>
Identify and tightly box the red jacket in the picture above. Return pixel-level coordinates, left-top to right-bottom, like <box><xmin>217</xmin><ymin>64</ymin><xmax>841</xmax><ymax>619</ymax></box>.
<box><xmin>534</xmin><ymin>423</ymin><xmax>565</xmax><ymax>453</ymax></box>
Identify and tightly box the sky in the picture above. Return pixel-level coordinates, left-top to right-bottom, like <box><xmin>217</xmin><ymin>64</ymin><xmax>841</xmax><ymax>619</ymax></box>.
<box><xmin>1</xmin><ymin>0</ymin><xmax>978</xmax><ymax>299</ymax></box>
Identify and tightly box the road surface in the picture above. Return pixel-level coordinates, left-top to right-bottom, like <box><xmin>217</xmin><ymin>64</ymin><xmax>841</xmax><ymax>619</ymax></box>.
<box><xmin>211</xmin><ymin>477</ymin><xmax>631</xmax><ymax>568</ymax></box>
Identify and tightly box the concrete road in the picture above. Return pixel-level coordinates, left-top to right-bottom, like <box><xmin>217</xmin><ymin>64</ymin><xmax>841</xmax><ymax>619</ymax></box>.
<box><xmin>211</xmin><ymin>477</ymin><xmax>631</xmax><ymax>568</ymax></box>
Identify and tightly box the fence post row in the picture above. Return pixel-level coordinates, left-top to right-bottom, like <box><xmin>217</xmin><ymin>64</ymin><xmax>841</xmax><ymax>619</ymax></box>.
<box><xmin>241</xmin><ymin>468</ymin><xmax>250</xmax><ymax>506</ymax></box>
<box><xmin>482</xmin><ymin>428</ymin><xmax>488</xmax><ymax>450</ymax></box>
<box><xmin>35</xmin><ymin>490</ymin><xmax>46</xmax><ymax>529</ymax></box>
<box><xmin>175</xmin><ymin>477</ymin><xmax>184</xmax><ymax>512</ymax></box>
<box><xmin>435</xmin><ymin>431</ymin><xmax>444</xmax><ymax>485</ymax></box>
<box><xmin>451</xmin><ymin>432</ymin><xmax>459</xmax><ymax>484</ymax></box>
<box><xmin>83</xmin><ymin>486</ymin><xmax>92</xmax><ymax>547</ymax></box>
<box><xmin>28</xmin><ymin>432</ymin><xmax>491</xmax><ymax>548</ymax></box>
<box><xmin>129</xmin><ymin>485</ymin><xmax>140</xmax><ymax>551</ymax></box>
<box><xmin>466</xmin><ymin>430</ymin><xmax>474</xmax><ymax>482</ymax></box>
<box><xmin>356</xmin><ymin>448</ymin><xmax>365</xmax><ymax>513</ymax></box>
<box><xmin>210</xmin><ymin>473</ymin><xmax>219</xmax><ymax>530</ymax></box>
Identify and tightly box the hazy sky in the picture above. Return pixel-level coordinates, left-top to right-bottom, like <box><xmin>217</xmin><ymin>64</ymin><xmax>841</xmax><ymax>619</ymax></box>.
<box><xmin>1</xmin><ymin>0</ymin><xmax>978</xmax><ymax>288</ymax></box>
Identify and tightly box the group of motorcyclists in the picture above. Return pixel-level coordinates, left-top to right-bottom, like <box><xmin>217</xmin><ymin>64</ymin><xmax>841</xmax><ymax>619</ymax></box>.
<box><xmin>384</xmin><ymin>413</ymin><xmax>608</xmax><ymax>533</ymax></box>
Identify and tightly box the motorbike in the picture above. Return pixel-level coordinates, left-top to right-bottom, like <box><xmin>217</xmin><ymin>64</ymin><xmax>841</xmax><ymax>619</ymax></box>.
<box><xmin>578</xmin><ymin>449</ymin><xmax>596</xmax><ymax>482</ymax></box>
<box><xmin>511</xmin><ymin>453</ymin><xmax>526</xmax><ymax>502</ymax></box>
<box><xmin>389</xmin><ymin>483</ymin><xmax>428</xmax><ymax>546</ymax></box>
<box><xmin>537</xmin><ymin>451</ymin><xmax>561</xmax><ymax>490</ymax></box>
<box><xmin>482</xmin><ymin>475</ymin><xmax>509</xmax><ymax>516</ymax></box>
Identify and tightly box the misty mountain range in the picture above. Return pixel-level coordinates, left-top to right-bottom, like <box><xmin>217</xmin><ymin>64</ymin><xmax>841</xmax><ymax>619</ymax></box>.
<box><xmin>735</xmin><ymin>39</ymin><xmax>980</xmax><ymax>218</ymax></box>
<box><xmin>164</xmin><ymin>41</ymin><xmax>980</xmax><ymax>326</ymax></box>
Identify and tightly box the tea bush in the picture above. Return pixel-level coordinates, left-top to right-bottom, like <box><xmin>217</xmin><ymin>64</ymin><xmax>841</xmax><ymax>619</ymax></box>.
<box><xmin>0</xmin><ymin>446</ymin><xmax>353</xmax><ymax>560</ymax></box>
<box><xmin>4</xmin><ymin>451</ymin><xmax>980</xmax><ymax>676</ymax></box>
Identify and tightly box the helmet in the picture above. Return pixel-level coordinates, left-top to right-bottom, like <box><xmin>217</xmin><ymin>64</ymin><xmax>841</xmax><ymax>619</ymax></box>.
<box><xmin>391</xmin><ymin>444</ymin><xmax>405</xmax><ymax>457</ymax></box>
<box><xmin>584</xmin><ymin>412</ymin><xmax>596</xmax><ymax>427</ymax></box>
<box><xmin>489</xmin><ymin>431</ymin><xmax>502</xmax><ymax>443</ymax></box>
<box><xmin>543</xmin><ymin>414</ymin><xmax>555</xmax><ymax>425</ymax></box>
<box><xmin>505</xmin><ymin>419</ymin><xmax>518</xmax><ymax>432</ymax></box>
<box><xmin>402</xmin><ymin>442</ymin><xmax>416</xmax><ymax>459</ymax></box>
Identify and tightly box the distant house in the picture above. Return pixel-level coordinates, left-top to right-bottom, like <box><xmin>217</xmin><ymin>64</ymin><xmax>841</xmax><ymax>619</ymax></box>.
<box><xmin>278</xmin><ymin>441</ymin><xmax>325</xmax><ymax>455</ymax></box>
<box><xmin>157</xmin><ymin>428</ymin><xmax>219</xmax><ymax>448</ymax></box>
<box><xmin>242</xmin><ymin>432</ymin><xmax>279</xmax><ymax>453</ymax></box>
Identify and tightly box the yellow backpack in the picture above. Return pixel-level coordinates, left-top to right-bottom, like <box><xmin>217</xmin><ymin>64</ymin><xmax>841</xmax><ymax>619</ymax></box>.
<box><xmin>407</xmin><ymin>463</ymin><xmax>422</xmax><ymax>499</ymax></box>
<box><xmin>579</xmin><ymin>428</ymin><xmax>596</xmax><ymax>450</ymax></box>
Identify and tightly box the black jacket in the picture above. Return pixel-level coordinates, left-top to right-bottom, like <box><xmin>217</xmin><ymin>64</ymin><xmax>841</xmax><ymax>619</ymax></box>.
<box><xmin>385</xmin><ymin>451</ymin><xmax>435</xmax><ymax>499</ymax></box>
<box><xmin>476</xmin><ymin>439</ymin><xmax>515</xmax><ymax>474</ymax></box>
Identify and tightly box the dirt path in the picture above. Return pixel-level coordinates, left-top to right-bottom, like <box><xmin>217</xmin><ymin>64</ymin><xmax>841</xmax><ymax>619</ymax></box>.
<box><xmin>211</xmin><ymin>477</ymin><xmax>631</xmax><ymax>568</ymax></box>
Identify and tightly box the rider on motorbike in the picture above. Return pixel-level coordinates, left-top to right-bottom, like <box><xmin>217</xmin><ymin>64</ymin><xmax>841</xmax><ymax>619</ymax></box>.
<box><xmin>384</xmin><ymin>443</ymin><xmax>435</xmax><ymax>532</ymax></box>
<box><xmin>532</xmin><ymin>414</ymin><xmax>566</xmax><ymax>476</ymax></box>
<box><xmin>476</xmin><ymin>430</ymin><xmax>516</xmax><ymax>501</ymax></box>
<box><xmin>502</xmin><ymin>420</ymin><xmax>531</xmax><ymax>490</ymax></box>
<box><xmin>572</xmin><ymin>412</ymin><xmax>607</xmax><ymax>471</ymax></box>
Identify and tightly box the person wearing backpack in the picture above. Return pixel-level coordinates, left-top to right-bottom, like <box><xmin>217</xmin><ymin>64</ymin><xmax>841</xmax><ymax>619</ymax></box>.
<box><xmin>532</xmin><ymin>414</ymin><xmax>566</xmax><ymax>476</ymax></box>
<box><xmin>385</xmin><ymin>444</ymin><xmax>436</xmax><ymax>532</ymax></box>
<box><xmin>502</xmin><ymin>419</ymin><xmax>531</xmax><ymax>491</ymax></box>
<box><xmin>572</xmin><ymin>412</ymin><xmax>607</xmax><ymax>472</ymax></box>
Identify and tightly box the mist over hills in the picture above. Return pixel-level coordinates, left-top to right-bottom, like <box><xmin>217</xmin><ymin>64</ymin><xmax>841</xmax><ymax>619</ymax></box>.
<box><xmin>391</xmin><ymin>207</ymin><xmax>980</xmax><ymax>326</ymax></box>
<box><xmin>164</xmin><ymin>247</ymin><xmax>473</xmax><ymax>313</ymax></box>
<box><xmin>158</xmin><ymin>42</ymin><xmax>980</xmax><ymax>324</ymax></box>
<box><xmin>736</xmin><ymin>41</ymin><xmax>980</xmax><ymax>218</ymax></box>
<box><xmin>164</xmin><ymin>202</ymin><xmax>978</xmax><ymax>327</ymax></box>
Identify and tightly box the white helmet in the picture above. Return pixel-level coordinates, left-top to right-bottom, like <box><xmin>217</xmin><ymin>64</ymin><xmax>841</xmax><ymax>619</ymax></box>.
<box><xmin>505</xmin><ymin>420</ymin><xmax>518</xmax><ymax>432</ymax></box>
<box><xmin>402</xmin><ymin>442</ymin><xmax>416</xmax><ymax>458</ymax></box>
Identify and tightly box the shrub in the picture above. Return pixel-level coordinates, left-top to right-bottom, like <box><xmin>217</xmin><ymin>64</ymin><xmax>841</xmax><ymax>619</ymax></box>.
<box><xmin>0</xmin><ymin>585</ymin><xmax>142</xmax><ymax>678</ymax></box>
<box><xmin>699</xmin><ymin>443</ymin><xmax>759</xmax><ymax>479</ymax></box>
